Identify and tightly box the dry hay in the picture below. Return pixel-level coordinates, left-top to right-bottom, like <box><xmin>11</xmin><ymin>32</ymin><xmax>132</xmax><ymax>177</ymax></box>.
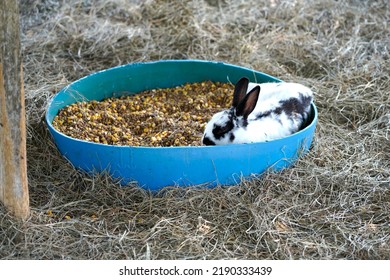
<box><xmin>1</xmin><ymin>0</ymin><xmax>389</xmax><ymax>259</ymax></box>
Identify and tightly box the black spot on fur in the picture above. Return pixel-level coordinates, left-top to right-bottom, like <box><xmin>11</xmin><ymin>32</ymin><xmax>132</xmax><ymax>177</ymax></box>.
<box><xmin>278</xmin><ymin>98</ymin><xmax>299</xmax><ymax>115</ymax></box>
<box><xmin>203</xmin><ymin>137</ymin><xmax>216</xmax><ymax>146</ymax></box>
<box><xmin>276</xmin><ymin>94</ymin><xmax>312</xmax><ymax>116</ymax></box>
<box><xmin>255</xmin><ymin>110</ymin><xmax>272</xmax><ymax>119</ymax></box>
<box><xmin>229</xmin><ymin>133</ymin><xmax>235</xmax><ymax>142</ymax></box>
<box><xmin>212</xmin><ymin>120</ymin><xmax>234</xmax><ymax>139</ymax></box>
<box><xmin>255</xmin><ymin>94</ymin><xmax>312</xmax><ymax>125</ymax></box>
<box><xmin>242</xmin><ymin>118</ymin><xmax>249</xmax><ymax>127</ymax></box>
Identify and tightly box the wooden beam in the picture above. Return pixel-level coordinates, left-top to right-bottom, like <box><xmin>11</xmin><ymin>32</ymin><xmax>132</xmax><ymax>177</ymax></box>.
<box><xmin>0</xmin><ymin>0</ymin><xmax>30</xmax><ymax>220</ymax></box>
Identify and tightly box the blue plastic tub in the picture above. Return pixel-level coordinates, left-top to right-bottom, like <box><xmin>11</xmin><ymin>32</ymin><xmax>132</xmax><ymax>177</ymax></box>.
<box><xmin>46</xmin><ymin>60</ymin><xmax>317</xmax><ymax>190</ymax></box>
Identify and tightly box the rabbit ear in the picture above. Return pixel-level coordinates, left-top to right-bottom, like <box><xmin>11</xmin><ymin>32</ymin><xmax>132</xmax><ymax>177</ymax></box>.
<box><xmin>236</xmin><ymin>85</ymin><xmax>260</xmax><ymax>119</ymax></box>
<box><xmin>232</xmin><ymin>77</ymin><xmax>249</xmax><ymax>108</ymax></box>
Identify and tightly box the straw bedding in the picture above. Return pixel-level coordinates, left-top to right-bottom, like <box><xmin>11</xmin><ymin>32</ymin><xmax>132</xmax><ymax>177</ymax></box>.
<box><xmin>1</xmin><ymin>0</ymin><xmax>389</xmax><ymax>259</ymax></box>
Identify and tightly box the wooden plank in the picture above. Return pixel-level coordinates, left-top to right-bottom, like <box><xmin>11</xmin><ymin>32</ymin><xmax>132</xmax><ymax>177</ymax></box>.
<box><xmin>0</xmin><ymin>0</ymin><xmax>30</xmax><ymax>220</ymax></box>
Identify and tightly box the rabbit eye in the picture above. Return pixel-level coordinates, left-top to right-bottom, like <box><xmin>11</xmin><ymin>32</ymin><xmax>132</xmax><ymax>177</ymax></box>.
<box><xmin>212</xmin><ymin>120</ymin><xmax>233</xmax><ymax>139</ymax></box>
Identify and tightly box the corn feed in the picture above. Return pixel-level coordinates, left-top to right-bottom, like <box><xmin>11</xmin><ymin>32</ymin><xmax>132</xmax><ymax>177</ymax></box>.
<box><xmin>52</xmin><ymin>81</ymin><xmax>234</xmax><ymax>146</ymax></box>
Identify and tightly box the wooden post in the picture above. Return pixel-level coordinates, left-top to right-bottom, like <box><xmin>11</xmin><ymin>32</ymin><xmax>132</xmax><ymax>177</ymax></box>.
<box><xmin>0</xmin><ymin>0</ymin><xmax>30</xmax><ymax>220</ymax></box>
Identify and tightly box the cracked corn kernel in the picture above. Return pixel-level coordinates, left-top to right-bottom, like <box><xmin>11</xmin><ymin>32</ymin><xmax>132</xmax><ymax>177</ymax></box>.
<box><xmin>52</xmin><ymin>81</ymin><xmax>234</xmax><ymax>147</ymax></box>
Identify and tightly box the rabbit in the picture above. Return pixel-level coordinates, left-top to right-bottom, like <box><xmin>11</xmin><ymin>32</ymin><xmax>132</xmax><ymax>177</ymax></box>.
<box><xmin>202</xmin><ymin>77</ymin><xmax>313</xmax><ymax>145</ymax></box>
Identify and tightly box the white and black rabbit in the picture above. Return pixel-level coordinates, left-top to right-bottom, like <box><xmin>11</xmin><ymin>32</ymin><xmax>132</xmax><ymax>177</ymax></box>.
<box><xmin>202</xmin><ymin>77</ymin><xmax>313</xmax><ymax>145</ymax></box>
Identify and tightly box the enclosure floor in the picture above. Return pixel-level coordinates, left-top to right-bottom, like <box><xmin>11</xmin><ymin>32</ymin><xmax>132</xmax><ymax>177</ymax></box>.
<box><xmin>1</xmin><ymin>0</ymin><xmax>389</xmax><ymax>260</ymax></box>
